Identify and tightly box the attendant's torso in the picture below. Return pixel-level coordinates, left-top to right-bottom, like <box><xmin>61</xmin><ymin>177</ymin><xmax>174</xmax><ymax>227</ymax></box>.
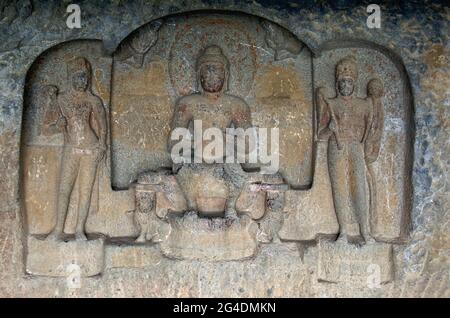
<box><xmin>59</xmin><ymin>92</ymin><xmax>99</xmax><ymax>148</ymax></box>
<box><xmin>328</xmin><ymin>97</ymin><xmax>371</xmax><ymax>143</ymax></box>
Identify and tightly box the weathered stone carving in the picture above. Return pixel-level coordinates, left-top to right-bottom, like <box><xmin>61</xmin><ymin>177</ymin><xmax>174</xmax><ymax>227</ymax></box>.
<box><xmin>22</xmin><ymin>41</ymin><xmax>113</xmax><ymax>276</ymax></box>
<box><xmin>43</xmin><ymin>57</ymin><xmax>107</xmax><ymax>241</ymax></box>
<box><xmin>277</xmin><ymin>51</ymin><xmax>411</xmax><ymax>284</ymax></box>
<box><xmin>260</xmin><ymin>20</ymin><xmax>304</xmax><ymax>61</ymax></box>
<box><xmin>236</xmin><ymin>173</ymin><xmax>288</xmax><ymax>222</ymax></box>
<box><xmin>155</xmin><ymin>45</ymin><xmax>263</xmax><ymax>260</ymax></box>
<box><xmin>132</xmin><ymin>183</ymin><xmax>157</xmax><ymax>243</ymax></box>
<box><xmin>316</xmin><ymin>56</ymin><xmax>383</xmax><ymax>244</ymax></box>
<box><xmin>130</xmin><ymin>170</ymin><xmax>184</xmax><ymax>243</ymax></box>
<box><xmin>41</xmin><ymin>85</ymin><xmax>62</xmax><ymax>136</ymax></box>
<box><xmin>169</xmin><ymin>45</ymin><xmax>253</xmax><ymax>217</ymax></box>
<box><xmin>115</xmin><ymin>19</ymin><xmax>163</xmax><ymax>68</ymax></box>
<box><xmin>20</xmin><ymin>12</ymin><xmax>413</xmax><ymax>285</ymax></box>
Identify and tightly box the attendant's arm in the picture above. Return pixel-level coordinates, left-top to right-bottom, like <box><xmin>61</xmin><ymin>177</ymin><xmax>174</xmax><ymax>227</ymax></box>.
<box><xmin>92</xmin><ymin>97</ymin><xmax>107</xmax><ymax>147</ymax></box>
<box><xmin>362</xmin><ymin>103</ymin><xmax>373</xmax><ymax>144</ymax></box>
<box><xmin>364</xmin><ymin>98</ymin><xmax>383</xmax><ymax>163</ymax></box>
<box><xmin>364</xmin><ymin>79</ymin><xmax>384</xmax><ymax>163</ymax></box>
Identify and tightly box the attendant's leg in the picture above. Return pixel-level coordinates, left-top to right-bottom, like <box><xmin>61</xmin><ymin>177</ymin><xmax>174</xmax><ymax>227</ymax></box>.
<box><xmin>328</xmin><ymin>140</ymin><xmax>363</xmax><ymax>243</ymax></box>
<box><xmin>349</xmin><ymin>143</ymin><xmax>369</xmax><ymax>240</ymax></box>
<box><xmin>49</xmin><ymin>148</ymin><xmax>79</xmax><ymax>239</ymax></box>
<box><xmin>75</xmin><ymin>154</ymin><xmax>99</xmax><ymax>240</ymax></box>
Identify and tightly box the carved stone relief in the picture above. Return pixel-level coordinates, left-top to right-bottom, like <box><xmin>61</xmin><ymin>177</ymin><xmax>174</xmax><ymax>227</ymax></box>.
<box><xmin>21</xmin><ymin>12</ymin><xmax>413</xmax><ymax>284</ymax></box>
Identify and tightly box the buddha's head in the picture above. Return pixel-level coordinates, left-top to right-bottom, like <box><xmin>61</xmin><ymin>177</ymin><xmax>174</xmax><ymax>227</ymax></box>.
<box><xmin>196</xmin><ymin>45</ymin><xmax>229</xmax><ymax>94</ymax></box>
<box><xmin>335</xmin><ymin>56</ymin><xmax>357</xmax><ymax>97</ymax></box>
<box><xmin>68</xmin><ymin>57</ymin><xmax>91</xmax><ymax>92</ymax></box>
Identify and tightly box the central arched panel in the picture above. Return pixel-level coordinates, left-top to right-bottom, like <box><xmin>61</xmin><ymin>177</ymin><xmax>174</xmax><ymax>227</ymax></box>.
<box><xmin>110</xmin><ymin>11</ymin><xmax>314</xmax><ymax>189</ymax></box>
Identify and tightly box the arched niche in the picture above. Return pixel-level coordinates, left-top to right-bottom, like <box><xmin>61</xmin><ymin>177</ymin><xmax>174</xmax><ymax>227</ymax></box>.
<box><xmin>21</xmin><ymin>40</ymin><xmax>114</xmax><ymax>236</ymax></box>
<box><xmin>312</xmin><ymin>40</ymin><xmax>414</xmax><ymax>243</ymax></box>
<box><xmin>109</xmin><ymin>11</ymin><xmax>315</xmax><ymax>190</ymax></box>
<box><xmin>20</xmin><ymin>10</ymin><xmax>413</xmax><ymax>254</ymax></box>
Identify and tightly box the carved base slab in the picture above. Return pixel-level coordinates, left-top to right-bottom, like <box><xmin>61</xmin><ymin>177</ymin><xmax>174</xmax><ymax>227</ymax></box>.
<box><xmin>105</xmin><ymin>245</ymin><xmax>162</xmax><ymax>269</ymax></box>
<box><xmin>317</xmin><ymin>239</ymin><xmax>393</xmax><ymax>284</ymax></box>
<box><xmin>160</xmin><ymin>214</ymin><xmax>258</xmax><ymax>261</ymax></box>
<box><xmin>26</xmin><ymin>237</ymin><xmax>105</xmax><ymax>277</ymax></box>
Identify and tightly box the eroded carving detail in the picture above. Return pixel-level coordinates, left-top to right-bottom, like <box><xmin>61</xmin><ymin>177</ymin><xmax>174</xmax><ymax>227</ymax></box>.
<box><xmin>130</xmin><ymin>170</ymin><xmax>184</xmax><ymax>243</ymax></box>
<box><xmin>169</xmin><ymin>45</ymin><xmax>253</xmax><ymax>217</ymax></box>
<box><xmin>115</xmin><ymin>19</ymin><xmax>163</xmax><ymax>68</ymax></box>
<box><xmin>316</xmin><ymin>56</ymin><xmax>383</xmax><ymax>244</ymax></box>
<box><xmin>261</xmin><ymin>20</ymin><xmax>304</xmax><ymax>61</ymax></box>
<box><xmin>44</xmin><ymin>57</ymin><xmax>107</xmax><ymax>241</ymax></box>
<box><xmin>20</xmin><ymin>12</ymin><xmax>412</xmax><ymax>282</ymax></box>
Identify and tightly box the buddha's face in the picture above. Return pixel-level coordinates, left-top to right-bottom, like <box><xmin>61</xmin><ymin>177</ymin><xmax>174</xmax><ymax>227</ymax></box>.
<box><xmin>337</xmin><ymin>77</ymin><xmax>354</xmax><ymax>97</ymax></box>
<box><xmin>199</xmin><ymin>62</ymin><xmax>225</xmax><ymax>93</ymax></box>
<box><xmin>71</xmin><ymin>71</ymin><xmax>89</xmax><ymax>92</ymax></box>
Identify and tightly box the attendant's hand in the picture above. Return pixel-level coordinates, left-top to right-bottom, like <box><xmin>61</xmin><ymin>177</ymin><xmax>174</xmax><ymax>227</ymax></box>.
<box><xmin>56</xmin><ymin>117</ymin><xmax>67</xmax><ymax>130</ymax></box>
<box><xmin>95</xmin><ymin>142</ymin><xmax>107</xmax><ymax>163</ymax></box>
<box><xmin>329</xmin><ymin>119</ymin><xmax>338</xmax><ymax>133</ymax></box>
<box><xmin>318</xmin><ymin>127</ymin><xmax>333</xmax><ymax>140</ymax></box>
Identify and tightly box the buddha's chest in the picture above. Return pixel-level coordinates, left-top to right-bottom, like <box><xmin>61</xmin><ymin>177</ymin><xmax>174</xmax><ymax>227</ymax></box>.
<box><xmin>190</xmin><ymin>103</ymin><xmax>233</xmax><ymax>128</ymax></box>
